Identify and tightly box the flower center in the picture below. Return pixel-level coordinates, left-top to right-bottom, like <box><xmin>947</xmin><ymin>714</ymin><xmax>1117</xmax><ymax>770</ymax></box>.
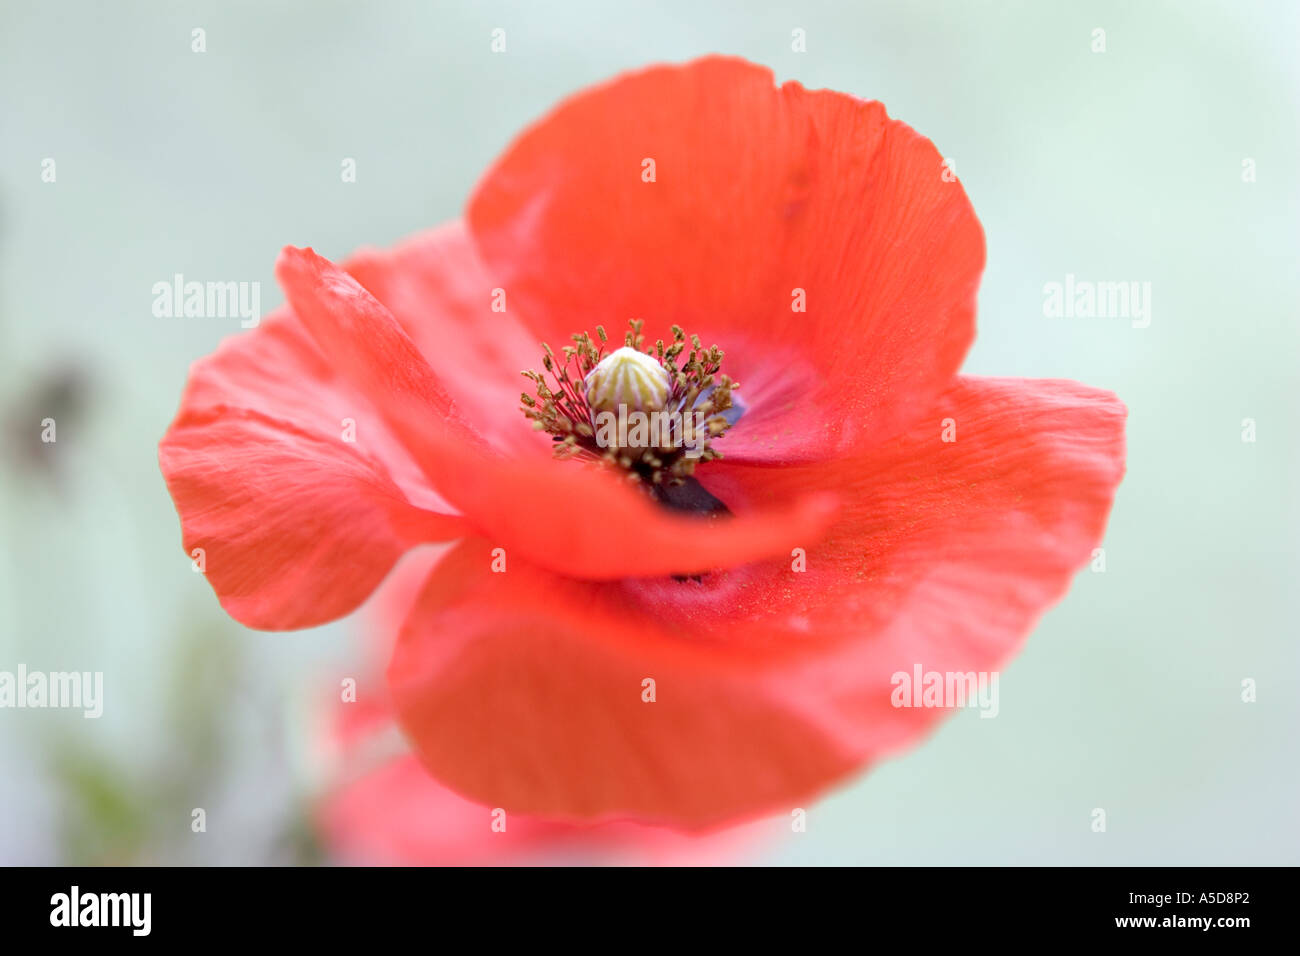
<box><xmin>521</xmin><ymin>320</ymin><xmax>740</xmax><ymax>491</ymax></box>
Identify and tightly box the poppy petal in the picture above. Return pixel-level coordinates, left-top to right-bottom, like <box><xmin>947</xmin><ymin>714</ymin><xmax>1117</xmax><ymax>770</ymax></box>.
<box><xmin>321</xmin><ymin>550</ymin><xmax>768</xmax><ymax>865</ymax></box>
<box><xmin>343</xmin><ymin>222</ymin><xmax>549</xmax><ymax>453</ymax></box>
<box><xmin>276</xmin><ymin>246</ymin><xmax>841</xmax><ymax>581</ymax></box>
<box><xmin>387</xmin><ymin>377</ymin><xmax>1125</xmax><ymax>827</ymax></box>
<box><xmin>319</xmin><ymin>714</ymin><xmax>765</xmax><ymax>866</ymax></box>
<box><xmin>387</xmin><ymin>538</ymin><xmax>853</xmax><ymax>830</ymax></box>
<box><xmin>158</xmin><ymin>312</ymin><xmax>467</xmax><ymax>630</ymax></box>
<box><xmin>467</xmin><ymin>55</ymin><xmax>984</xmax><ymax>462</ymax></box>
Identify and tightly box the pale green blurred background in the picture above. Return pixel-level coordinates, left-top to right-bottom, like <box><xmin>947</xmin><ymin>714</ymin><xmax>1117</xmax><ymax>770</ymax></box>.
<box><xmin>1</xmin><ymin>0</ymin><xmax>1296</xmax><ymax>864</ymax></box>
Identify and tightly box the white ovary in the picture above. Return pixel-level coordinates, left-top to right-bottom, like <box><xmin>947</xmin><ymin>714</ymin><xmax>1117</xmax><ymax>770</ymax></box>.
<box><xmin>584</xmin><ymin>346</ymin><xmax>671</xmax><ymax>414</ymax></box>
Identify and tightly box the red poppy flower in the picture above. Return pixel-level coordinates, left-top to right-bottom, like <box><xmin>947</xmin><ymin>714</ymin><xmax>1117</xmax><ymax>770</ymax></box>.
<box><xmin>160</xmin><ymin>56</ymin><xmax>1125</xmax><ymax>831</ymax></box>
<box><xmin>314</xmin><ymin>550</ymin><xmax>765</xmax><ymax>865</ymax></box>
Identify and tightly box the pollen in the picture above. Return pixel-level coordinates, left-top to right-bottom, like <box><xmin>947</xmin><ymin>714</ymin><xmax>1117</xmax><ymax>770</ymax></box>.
<box><xmin>520</xmin><ymin>319</ymin><xmax>741</xmax><ymax>487</ymax></box>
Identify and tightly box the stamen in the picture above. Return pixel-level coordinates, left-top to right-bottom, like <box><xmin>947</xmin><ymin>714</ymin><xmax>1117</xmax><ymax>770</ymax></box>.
<box><xmin>520</xmin><ymin>319</ymin><xmax>741</xmax><ymax>487</ymax></box>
